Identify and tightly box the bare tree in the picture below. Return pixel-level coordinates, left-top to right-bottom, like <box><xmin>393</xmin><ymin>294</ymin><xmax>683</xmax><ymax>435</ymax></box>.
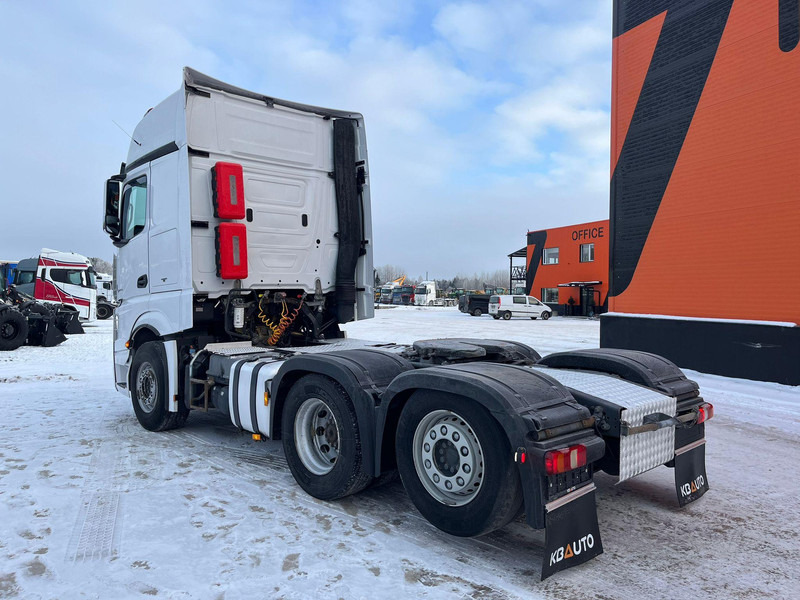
<box><xmin>89</xmin><ymin>257</ymin><xmax>113</xmax><ymax>275</ymax></box>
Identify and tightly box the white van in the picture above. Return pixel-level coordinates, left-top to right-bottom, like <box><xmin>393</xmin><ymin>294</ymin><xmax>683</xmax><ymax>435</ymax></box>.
<box><xmin>488</xmin><ymin>295</ymin><xmax>552</xmax><ymax>320</ymax></box>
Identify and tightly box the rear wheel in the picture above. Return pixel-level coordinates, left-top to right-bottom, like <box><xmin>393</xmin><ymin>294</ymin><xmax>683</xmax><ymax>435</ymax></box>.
<box><xmin>492</xmin><ymin>315</ymin><xmax>500</xmax><ymax>320</ymax></box>
<box><xmin>541</xmin><ymin>311</ymin><xmax>551</xmax><ymax>320</ymax></box>
<box><xmin>0</xmin><ymin>309</ymin><xmax>28</xmax><ymax>351</ymax></box>
<box><xmin>530</xmin><ymin>317</ymin><xmax>537</xmax><ymax>320</ymax></box>
<box><xmin>502</xmin><ymin>311</ymin><xmax>511</xmax><ymax>320</ymax></box>
<box><xmin>471</xmin><ymin>308</ymin><xmax>483</xmax><ymax>317</ymax></box>
<box><xmin>130</xmin><ymin>342</ymin><xmax>188</xmax><ymax>431</ymax></box>
<box><xmin>282</xmin><ymin>374</ymin><xmax>372</xmax><ymax>500</ymax></box>
<box><xmin>395</xmin><ymin>390</ymin><xmax>523</xmax><ymax>537</ymax></box>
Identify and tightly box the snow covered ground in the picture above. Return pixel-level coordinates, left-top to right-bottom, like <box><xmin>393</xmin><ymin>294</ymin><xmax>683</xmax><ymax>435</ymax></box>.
<box><xmin>0</xmin><ymin>306</ymin><xmax>798</xmax><ymax>599</ymax></box>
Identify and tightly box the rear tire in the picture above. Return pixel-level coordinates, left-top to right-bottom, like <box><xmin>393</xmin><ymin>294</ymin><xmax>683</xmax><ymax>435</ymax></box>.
<box><xmin>395</xmin><ymin>390</ymin><xmax>523</xmax><ymax>537</ymax></box>
<box><xmin>282</xmin><ymin>374</ymin><xmax>372</xmax><ymax>500</ymax></box>
<box><xmin>492</xmin><ymin>315</ymin><xmax>500</xmax><ymax>320</ymax></box>
<box><xmin>471</xmin><ymin>308</ymin><xmax>483</xmax><ymax>317</ymax></box>
<box><xmin>130</xmin><ymin>341</ymin><xmax>188</xmax><ymax>431</ymax></box>
<box><xmin>502</xmin><ymin>311</ymin><xmax>511</xmax><ymax>320</ymax></box>
<box><xmin>0</xmin><ymin>309</ymin><xmax>28</xmax><ymax>351</ymax></box>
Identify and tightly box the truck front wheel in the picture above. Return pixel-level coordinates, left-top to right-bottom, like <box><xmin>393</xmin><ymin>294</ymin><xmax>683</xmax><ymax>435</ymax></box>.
<box><xmin>130</xmin><ymin>341</ymin><xmax>187</xmax><ymax>432</ymax></box>
<box><xmin>395</xmin><ymin>390</ymin><xmax>522</xmax><ymax>537</ymax></box>
<box><xmin>97</xmin><ymin>302</ymin><xmax>113</xmax><ymax>320</ymax></box>
<box><xmin>0</xmin><ymin>309</ymin><xmax>28</xmax><ymax>351</ymax></box>
<box><xmin>282</xmin><ymin>374</ymin><xmax>372</xmax><ymax>501</ymax></box>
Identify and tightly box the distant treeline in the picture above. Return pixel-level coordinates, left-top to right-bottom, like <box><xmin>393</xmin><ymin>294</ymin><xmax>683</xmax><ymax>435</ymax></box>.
<box><xmin>375</xmin><ymin>264</ymin><xmax>509</xmax><ymax>292</ymax></box>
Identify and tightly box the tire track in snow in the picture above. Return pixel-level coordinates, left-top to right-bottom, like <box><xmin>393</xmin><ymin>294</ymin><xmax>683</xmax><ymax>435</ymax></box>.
<box><xmin>65</xmin><ymin>442</ymin><xmax>124</xmax><ymax>562</ymax></box>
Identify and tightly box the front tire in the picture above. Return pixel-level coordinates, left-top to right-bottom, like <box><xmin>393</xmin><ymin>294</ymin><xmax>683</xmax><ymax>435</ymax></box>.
<box><xmin>0</xmin><ymin>309</ymin><xmax>28</xmax><ymax>351</ymax></box>
<box><xmin>541</xmin><ymin>311</ymin><xmax>551</xmax><ymax>320</ymax></box>
<box><xmin>395</xmin><ymin>390</ymin><xmax>523</xmax><ymax>537</ymax></box>
<box><xmin>282</xmin><ymin>374</ymin><xmax>372</xmax><ymax>500</ymax></box>
<box><xmin>97</xmin><ymin>303</ymin><xmax>113</xmax><ymax>320</ymax></box>
<box><xmin>130</xmin><ymin>341</ymin><xmax>187</xmax><ymax>431</ymax></box>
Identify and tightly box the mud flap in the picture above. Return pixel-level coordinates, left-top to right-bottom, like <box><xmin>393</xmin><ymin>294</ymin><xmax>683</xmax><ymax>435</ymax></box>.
<box><xmin>541</xmin><ymin>485</ymin><xmax>603</xmax><ymax>580</ymax></box>
<box><xmin>674</xmin><ymin>440</ymin><xmax>709</xmax><ymax>506</ymax></box>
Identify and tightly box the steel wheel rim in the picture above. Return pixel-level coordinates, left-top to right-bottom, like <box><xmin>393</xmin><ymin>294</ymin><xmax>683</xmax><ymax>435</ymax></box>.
<box><xmin>412</xmin><ymin>409</ymin><xmax>484</xmax><ymax>506</ymax></box>
<box><xmin>1</xmin><ymin>321</ymin><xmax>18</xmax><ymax>339</ymax></box>
<box><xmin>136</xmin><ymin>361</ymin><xmax>158</xmax><ymax>413</ymax></box>
<box><xmin>295</xmin><ymin>397</ymin><xmax>339</xmax><ymax>475</ymax></box>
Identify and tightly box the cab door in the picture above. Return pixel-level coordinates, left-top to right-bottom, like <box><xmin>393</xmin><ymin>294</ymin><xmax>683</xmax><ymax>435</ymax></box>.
<box><xmin>115</xmin><ymin>169</ymin><xmax>150</xmax><ymax>353</ymax></box>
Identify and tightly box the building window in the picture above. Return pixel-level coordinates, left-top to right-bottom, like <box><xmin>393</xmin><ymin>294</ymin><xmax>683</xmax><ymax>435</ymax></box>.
<box><xmin>580</xmin><ymin>243</ymin><xmax>594</xmax><ymax>262</ymax></box>
<box><xmin>542</xmin><ymin>248</ymin><xmax>559</xmax><ymax>265</ymax></box>
<box><xmin>541</xmin><ymin>288</ymin><xmax>559</xmax><ymax>303</ymax></box>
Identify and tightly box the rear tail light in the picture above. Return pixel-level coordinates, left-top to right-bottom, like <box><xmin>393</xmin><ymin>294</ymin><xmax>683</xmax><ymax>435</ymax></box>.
<box><xmin>215</xmin><ymin>223</ymin><xmax>248</xmax><ymax>280</ymax></box>
<box><xmin>544</xmin><ymin>444</ymin><xmax>587</xmax><ymax>475</ymax></box>
<box><xmin>212</xmin><ymin>162</ymin><xmax>246</xmax><ymax>220</ymax></box>
<box><xmin>697</xmin><ymin>403</ymin><xmax>714</xmax><ymax>423</ymax></box>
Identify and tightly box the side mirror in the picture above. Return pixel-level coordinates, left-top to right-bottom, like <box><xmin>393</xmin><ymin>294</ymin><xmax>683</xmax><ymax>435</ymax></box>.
<box><xmin>103</xmin><ymin>178</ymin><xmax>122</xmax><ymax>239</ymax></box>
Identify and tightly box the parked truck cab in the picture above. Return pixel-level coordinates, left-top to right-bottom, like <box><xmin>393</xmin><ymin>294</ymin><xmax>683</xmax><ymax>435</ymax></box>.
<box><xmin>13</xmin><ymin>249</ymin><xmax>97</xmax><ymax>322</ymax></box>
<box><xmin>414</xmin><ymin>281</ymin><xmax>436</xmax><ymax>305</ymax></box>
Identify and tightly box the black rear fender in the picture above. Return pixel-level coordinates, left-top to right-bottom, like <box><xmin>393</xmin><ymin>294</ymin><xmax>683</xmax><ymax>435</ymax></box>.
<box><xmin>378</xmin><ymin>362</ymin><xmax>604</xmax><ymax>528</ymax></box>
<box><xmin>539</xmin><ymin>348</ymin><xmax>700</xmax><ymax>400</ymax></box>
<box><xmin>270</xmin><ymin>349</ymin><xmax>414</xmax><ymax>476</ymax></box>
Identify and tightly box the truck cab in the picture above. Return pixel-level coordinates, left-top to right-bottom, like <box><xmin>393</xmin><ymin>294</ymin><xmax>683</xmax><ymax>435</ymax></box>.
<box><xmin>414</xmin><ymin>281</ymin><xmax>436</xmax><ymax>305</ymax></box>
<box><xmin>103</xmin><ymin>68</ymin><xmax>373</xmax><ymax>391</ymax></box>
<box><xmin>13</xmin><ymin>249</ymin><xmax>97</xmax><ymax>321</ymax></box>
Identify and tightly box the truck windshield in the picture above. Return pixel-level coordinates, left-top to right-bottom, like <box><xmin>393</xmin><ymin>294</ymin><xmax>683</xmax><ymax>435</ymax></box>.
<box><xmin>415</xmin><ymin>287</ymin><xmax>426</xmax><ymax>295</ymax></box>
<box><xmin>14</xmin><ymin>270</ymin><xmax>36</xmax><ymax>285</ymax></box>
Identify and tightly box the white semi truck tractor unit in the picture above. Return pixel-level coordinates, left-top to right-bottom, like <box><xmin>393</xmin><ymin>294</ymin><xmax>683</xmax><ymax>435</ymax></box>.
<box><xmin>103</xmin><ymin>68</ymin><xmax>713</xmax><ymax>579</ymax></box>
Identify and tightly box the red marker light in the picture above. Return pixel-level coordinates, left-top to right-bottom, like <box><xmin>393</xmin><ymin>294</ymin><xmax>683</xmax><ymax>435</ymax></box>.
<box><xmin>544</xmin><ymin>445</ymin><xmax>587</xmax><ymax>475</ymax></box>
<box><xmin>697</xmin><ymin>403</ymin><xmax>714</xmax><ymax>423</ymax></box>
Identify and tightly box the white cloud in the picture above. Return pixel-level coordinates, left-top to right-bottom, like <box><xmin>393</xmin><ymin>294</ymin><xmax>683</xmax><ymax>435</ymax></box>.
<box><xmin>0</xmin><ymin>0</ymin><xmax>614</xmax><ymax>277</ymax></box>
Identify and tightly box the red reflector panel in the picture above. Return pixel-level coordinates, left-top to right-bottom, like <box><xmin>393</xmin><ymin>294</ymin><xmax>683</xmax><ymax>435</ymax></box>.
<box><xmin>212</xmin><ymin>162</ymin><xmax>245</xmax><ymax>220</ymax></box>
<box><xmin>545</xmin><ymin>445</ymin><xmax>587</xmax><ymax>475</ymax></box>
<box><xmin>697</xmin><ymin>403</ymin><xmax>714</xmax><ymax>424</ymax></box>
<box><xmin>215</xmin><ymin>223</ymin><xmax>248</xmax><ymax>280</ymax></box>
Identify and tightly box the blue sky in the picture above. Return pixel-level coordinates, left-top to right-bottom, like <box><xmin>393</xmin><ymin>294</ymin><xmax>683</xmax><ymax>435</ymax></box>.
<box><xmin>0</xmin><ymin>0</ymin><xmax>612</xmax><ymax>278</ymax></box>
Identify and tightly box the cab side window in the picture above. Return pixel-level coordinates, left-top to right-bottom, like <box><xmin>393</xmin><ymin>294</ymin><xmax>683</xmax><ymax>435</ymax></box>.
<box><xmin>50</xmin><ymin>269</ymin><xmax>83</xmax><ymax>286</ymax></box>
<box><xmin>121</xmin><ymin>176</ymin><xmax>147</xmax><ymax>240</ymax></box>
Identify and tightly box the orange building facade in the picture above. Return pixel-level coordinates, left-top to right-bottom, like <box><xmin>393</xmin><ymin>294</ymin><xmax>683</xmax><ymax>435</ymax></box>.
<box><xmin>526</xmin><ymin>220</ymin><xmax>610</xmax><ymax>316</ymax></box>
<box><xmin>602</xmin><ymin>0</ymin><xmax>800</xmax><ymax>385</ymax></box>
